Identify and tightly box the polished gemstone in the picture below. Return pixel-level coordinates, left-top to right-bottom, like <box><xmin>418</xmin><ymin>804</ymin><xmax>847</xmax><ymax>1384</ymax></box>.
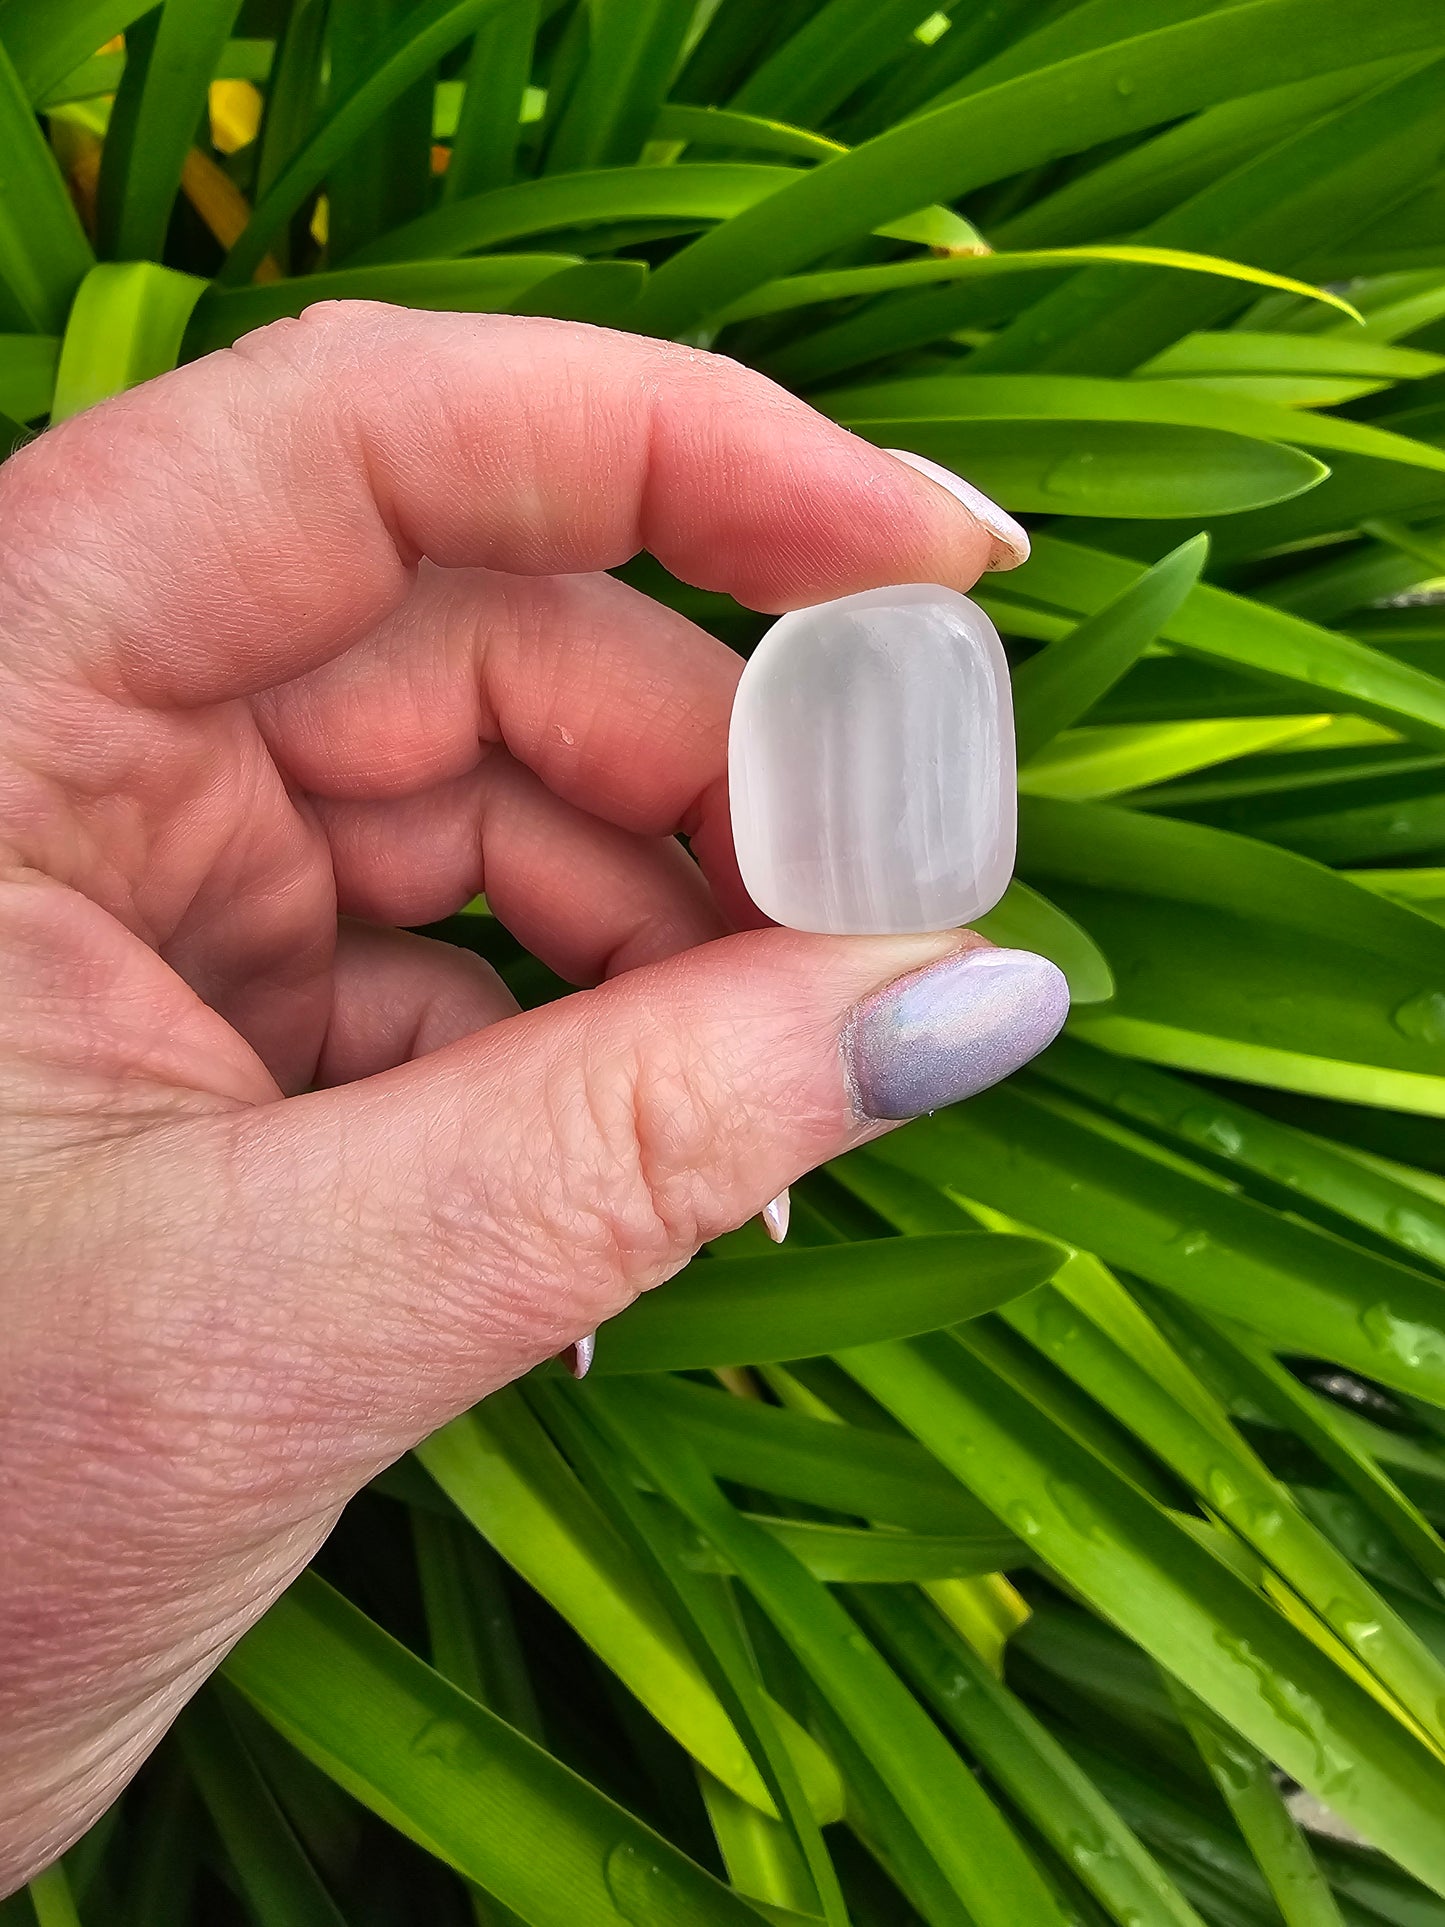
<box><xmin>728</xmin><ymin>585</ymin><xmax>1015</xmax><ymax>935</ymax></box>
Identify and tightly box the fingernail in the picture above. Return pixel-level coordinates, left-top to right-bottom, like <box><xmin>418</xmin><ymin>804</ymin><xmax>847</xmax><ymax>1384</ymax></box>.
<box><xmin>761</xmin><ymin>1189</ymin><xmax>791</xmax><ymax>1243</ymax></box>
<box><xmin>845</xmin><ymin>947</ymin><xmax>1069</xmax><ymax>1121</ymax></box>
<box><xmin>886</xmin><ymin>447</ymin><xmax>1030</xmax><ymax>570</ymax></box>
<box><xmin>563</xmin><ymin>1332</ymin><xmax>596</xmax><ymax>1378</ymax></box>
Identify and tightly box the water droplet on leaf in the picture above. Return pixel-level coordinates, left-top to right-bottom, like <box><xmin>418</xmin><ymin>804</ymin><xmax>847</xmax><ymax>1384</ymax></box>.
<box><xmin>1393</xmin><ymin>990</ymin><xmax>1445</xmax><ymax>1046</ymax></box>
<box><xmin>1184</xmin><ymin>1109</ymin><xmax>1244</xmax><ymax>1156</ymax></box>
<box><xmin>1035</xmin><ymin>1295</ymin><xmax>1080</xmax><ymax>1350</ymax></box>
<box><xmin>1384</xmin><ymin>1205</ymin><xmax>1444</xmax><ymax>1260</ymax></box>
<box><xmin>1359</xmin><ymin>1302</ymin><xmax>1445</xmax><ymax>1370</ymax></box>
<box><xmin>1204</xmin><ymin>1468</ymin><xmax>1238</xmax><ymax>1512</ymax></box>
<box><xmin>1006</xmin><ymin>1501</ymin><xmax>1042</xmax><ymax>1539</ymax></box>
<box><xmin>1047</xmin><ymin>1477</ymin><xmax>1108</xmax><ymax>1540</ymax></box>
<box><xmin>604</xmin><ymin>1843</ymin><xmax>697</xmax><ymax>1923</ymax></box>
<box><xmin>1167</xmin><ymin>1227</ymin><xmax>1210</xmax><ymax>1259</ymax></box>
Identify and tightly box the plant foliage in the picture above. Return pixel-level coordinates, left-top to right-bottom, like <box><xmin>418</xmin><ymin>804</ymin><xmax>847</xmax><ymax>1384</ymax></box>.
<box><xmin>6</xmin><ymin>1</ymin><xmax>1445</xmax><ymax>1922</ymax></box>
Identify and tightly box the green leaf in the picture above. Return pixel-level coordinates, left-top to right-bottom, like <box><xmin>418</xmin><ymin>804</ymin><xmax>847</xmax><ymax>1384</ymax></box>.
<box><xmin>727</xmin><ymin>0</ymin><xmax>940</xmax><ymax>129</ymax></box>
<box><xmin>623</xmin><ymin>1372</ymin><xmax>1017</xmax><ymax>1539</ymax></box>
<box><xmin>992</xmin><ymin>62</ymin><xmax>1412</xmax><ymax>251</ymax></box>
<box><xmin>1165</xmin><ymin>1678</ymin><xmax>1347</xmax><ymax>1927</ymax></box>
<box><xmin>757</xmin><ymin>246</ymin><xmax>1359</xmax><ymax>385</ymax></box>
<box><xmin>324</xmin><ymin>0</ymin><xmax>437</xmax><ymax>261</ymax></box>
<box><xmin>630</xmin><ymin>0</ymin><xmax>1445</xmax><ymax>338</ymax></box>
<box><xmin>503</xmin><ymin>258</ymin><xmax>648</xmax><ymax>325</ymax></box>
<box><xmin>1348</xmin><ymin>866</ymin><xmax>1445</xmax><ymax>927</ymax></box>
<box><xmin>342</xmin><ymin>162</ymin><xmax>979</xmax><ymax>270</ymax></box>
<box><xmin>42</xmin><ymin>36</ymin><xmax>274</xmax><ymax>108</ymax></box>
<box><xmin>822</xmin><ymin>373</ymin><xmax>1445</xmax><ymax>482</ymax></box>
<box><xmin>174</xmin><ymin>1690</ymin><xmax>348</xmax><ymax>1927</ymax></box>
<box><xmin>988</xmin><ymin>1242</ymin><xmax>1445</xmax><ymax>1747</ymax></box>
<box><xmin>854</xmin><ymin>1588</ymin><xmax>1209</xmax><ymax>1927</ymax></box>
<box><xmin>1054</xmin><ymin>1731</ymin><xmax>1314</xmax><ymax>1927</ymax></box>
<box><xmin>592</xmin><ymin>1233</ymin><xmax>1062</xmax><ymax>1373</ymax></box>
<box><xmin>591</xmin><ymin>1378</ymin><xmax>1072</xmax><ymax>1927</ymax></box>
<box><xmin>416</xmin><ymin>1391</ymin><xmax>843</xmax><ymax>1821</ymax></box>
<box><xmin>51</xmin><ymin>262</ymin><xmax>207</xmax><ymax>420</ymax></box>
<box><xmin>225</xmin><ymin>1571</ymin><xmax>764</xmax><ymax>1925</ymax></box>
<box><xmin>654</xmin><ymin>102</ymin><xmax>846</xmax><ymax>165</ymax></box>
<box><xmin>1140</xmin><ymin>329</ymin><xmax>1445</xmax><ymax>384</ymax></box>
<box><xmin>1016</xmin><ymin>794</ymin><xmax>1445</xmax><ymax>1113</ymax></box>
<box><xmin>1148</xmin><ymin>1298</ymin><xmax>1445</xmax><ymax>1606</ymax></box>
<box><xmin>221</xmin><ymin>1694</ymin><xmax>367</xmax><ymax>1893</ymax></box>
<box><xmin>535</xmin><ymin>1381</ymin><xmax>850</xmax><ymax>1927</ymax></box>
<box><xmin>23</xmin><ymin>1867</ymin><xmax>81</xmax><ymax>1927</ymax></box>
<box><xmin>1018</xmin><ymin>717</ymin><xmax>1339</xmax><ymax>802</ymax></box>
<box><xmin>970</xmin><ymin>52</ymin><xmax>1445</xmax><ymax>377</ymax></box>
<box><xmin>971</xmin><ymin>880</ymin><xmax>1115</xmax><ymax>1005</ymax></box>
<box><xmin>444</xmin><ymin>0</ymin><xmax>539</xmax><ymax>197</ymax></box>
<box><xmin>0</xmin><ymin>332</ymin><xmax>57</xmax><ymax>420</ymax></box>
<box><xmin>93</xmin><ymin>0</ymin><xmax>244</xmax><ymax>264</ymax></box>
<box><xmin>996</xmin><ymin>534</ymin><xmax>1445</xmax><ymax>748</ymax></box>
<box><xmin>220</xmin><ymin>0</ymin><xmax>517</xmax><ymax>283</ymax></box>
<box><xmin>254</xmin><ymin>0</ymin><xmax>328</xmax><ymax>202</ymax></box>
<box><xmin>695</xmin><ymin>1516</ymin><xmax>1023</xmax><ymax>1584</ymax></box>
<box><xmin>877</xmin><ymin>420</ymin><xmax>1323</xmax><ymax>519</ymax></box>
<box><xmin>1</xmin><ymin>0</ymin><xmax>153</xmax><ymax>102</ymax></box>
<box><xmin>413</xmin><ymin>1510</ymin><xmax>543</xmax><ymax>1732</ymax></box>
<box><xmin>700</xmin><ymin>1773</ymin><xmax>820</xmax><ymax>1920</ymax></box>
<box><xmin>1037</xmin><ymin>1036</ymin><xmax>1445</xmax><ymax>1273</ymax></box>
<box><xmin>1013</xmin><ymin>535</ymin><xmax>1208</xmax><ymax>762</ymax></box>
<box><xmin>545</xmin><ymin>0</ymin><xmax>694</xmax><ymax>172</ymax></box>
<box><xmin>0</xmin><ymin>33</ymin><xmax>92</xmax><ymax>333</ymax></box>
<box><xmin>840</xmin><ymin>1333</ymin><xmax>1445</xmax><ymax>1896</ymax></box>
<box><xmin>112</xmin><ymin>1755</ymin><xmax>200</xmax><ymax>1925</ymax></box>
<box><xmin>870</xmin><ymin>1080</ymin><xmax>1445</xmax><ymax>1407</ymax></box>
<box><xmin>183</xmin><ymin>254</ymin><xmax>580</xmax><ymax>354</ymax></box>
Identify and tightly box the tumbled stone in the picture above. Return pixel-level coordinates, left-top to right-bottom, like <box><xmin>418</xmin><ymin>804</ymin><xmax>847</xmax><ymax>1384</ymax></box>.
<box><xmin>728</xmin><ymin>585</ymin><xmax>1015</xmax><ymax>934</ymax></box>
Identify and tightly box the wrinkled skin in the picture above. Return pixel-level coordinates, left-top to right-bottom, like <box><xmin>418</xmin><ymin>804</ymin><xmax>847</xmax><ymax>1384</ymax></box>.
<box><xmin>0</xmin><ymin>306</ymin><xmax>1007</xmax><ymax>1886</ymax></box>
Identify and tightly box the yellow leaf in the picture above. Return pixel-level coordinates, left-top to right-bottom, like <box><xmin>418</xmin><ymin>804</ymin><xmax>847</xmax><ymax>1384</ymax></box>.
<box><xmin>180</xmin><ymin>150</ymin><xmax>281</xmax><ymax>282</ymax></box>
<box><xmin>925</xmin><ymin>1573</ymin><xmax>1031</xmax><ymax>1679</ymax></box>
<box><xmin>209</xmin><ymin>78</ymin><xmax>262</xmax><ymax>155</ymax></box>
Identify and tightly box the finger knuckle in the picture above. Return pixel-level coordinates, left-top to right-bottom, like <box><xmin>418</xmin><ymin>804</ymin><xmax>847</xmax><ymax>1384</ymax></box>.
<box><xmin>547</xmin><ymin>1022</ymin><xmax>736</xmax><ymax>1291</ymax></box>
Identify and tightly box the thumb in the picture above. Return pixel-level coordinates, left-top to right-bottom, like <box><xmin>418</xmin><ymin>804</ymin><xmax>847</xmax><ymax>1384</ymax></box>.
<box><xmin>224</xmin><ymin>928</ymin><xmax>1067</xmax><ymax>1453</ymax></box>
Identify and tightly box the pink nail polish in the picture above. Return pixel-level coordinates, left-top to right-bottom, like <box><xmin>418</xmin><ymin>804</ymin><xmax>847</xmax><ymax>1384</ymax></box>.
<box><xmin>887</xmin><ymin>447</ymin><xmax>1030</xmax><ymax>570</ymax></box>
<box><xmin>562</xmin><ymin>1332</ymin><xmax>596</xmax><ymax>1378</ymax></box>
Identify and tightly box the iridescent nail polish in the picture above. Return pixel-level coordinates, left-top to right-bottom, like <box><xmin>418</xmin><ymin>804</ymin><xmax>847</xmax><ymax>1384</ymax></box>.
<box><xmin>846</xmin><ymin>947</ymin><xmax>1069</xmax><ymax>1120</ymax></box>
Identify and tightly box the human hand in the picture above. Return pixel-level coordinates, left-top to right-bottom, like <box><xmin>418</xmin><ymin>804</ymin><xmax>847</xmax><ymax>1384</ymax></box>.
<box><xmin>0</xmin><ymin>304</ymin><xmax>1066</xmax><ymax>1884</ymax></box>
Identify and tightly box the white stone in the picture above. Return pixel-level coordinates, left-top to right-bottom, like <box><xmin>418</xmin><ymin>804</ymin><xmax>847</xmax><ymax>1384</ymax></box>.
<box><xmin>728</xmin><ymin>585</ymin><xmax>1015</xmax><ymax>935</ymax></box>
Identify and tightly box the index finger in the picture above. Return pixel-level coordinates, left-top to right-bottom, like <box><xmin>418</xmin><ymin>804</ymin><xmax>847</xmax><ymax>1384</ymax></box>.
<box><xmin>0</xmin><ymin>304</ymin><xmax>1005</xmax><ymax>708</ymax></box>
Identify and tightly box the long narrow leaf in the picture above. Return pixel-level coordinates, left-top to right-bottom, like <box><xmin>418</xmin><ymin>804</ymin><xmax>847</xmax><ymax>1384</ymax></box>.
<box><xmin>1013</xmin><ymin>536</ymin><xmax>1208</xmax><ymax>761</ymax></box>
<box><xmin>631</xmin><ymin>0</ymin><xmax>1445</xmax><ymax>337</ymax></box>
<box><xmin>225</xmin><ymin>1572</ymin><xmax>765</xmax><ymax>1926</ymax></box>
<box><xmin>591</xmin><ymin>1234</ymin><xmax>1060</xmax><ymax>1373</ymax></box>
<box><xmin>0</xmin><ymin>35</ymin><xmax>92</xmax><ymax>332</ymax></box>
<box><xmin>591</xmin><ymin>1378</ymin><xmax>1072</xmax><ymax>1927</ymax></box>
<box><xmin>840</xmin><ymin>1334</ymin><xmax>1445</xmax><ymax>1894</ymax></box>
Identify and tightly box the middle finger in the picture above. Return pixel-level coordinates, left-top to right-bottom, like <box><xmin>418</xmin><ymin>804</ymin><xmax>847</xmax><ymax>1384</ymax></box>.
<box><xmin>254</xmin><ymin>559</ymin><xmax>744</xmax><ymax>863</ymax></box>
